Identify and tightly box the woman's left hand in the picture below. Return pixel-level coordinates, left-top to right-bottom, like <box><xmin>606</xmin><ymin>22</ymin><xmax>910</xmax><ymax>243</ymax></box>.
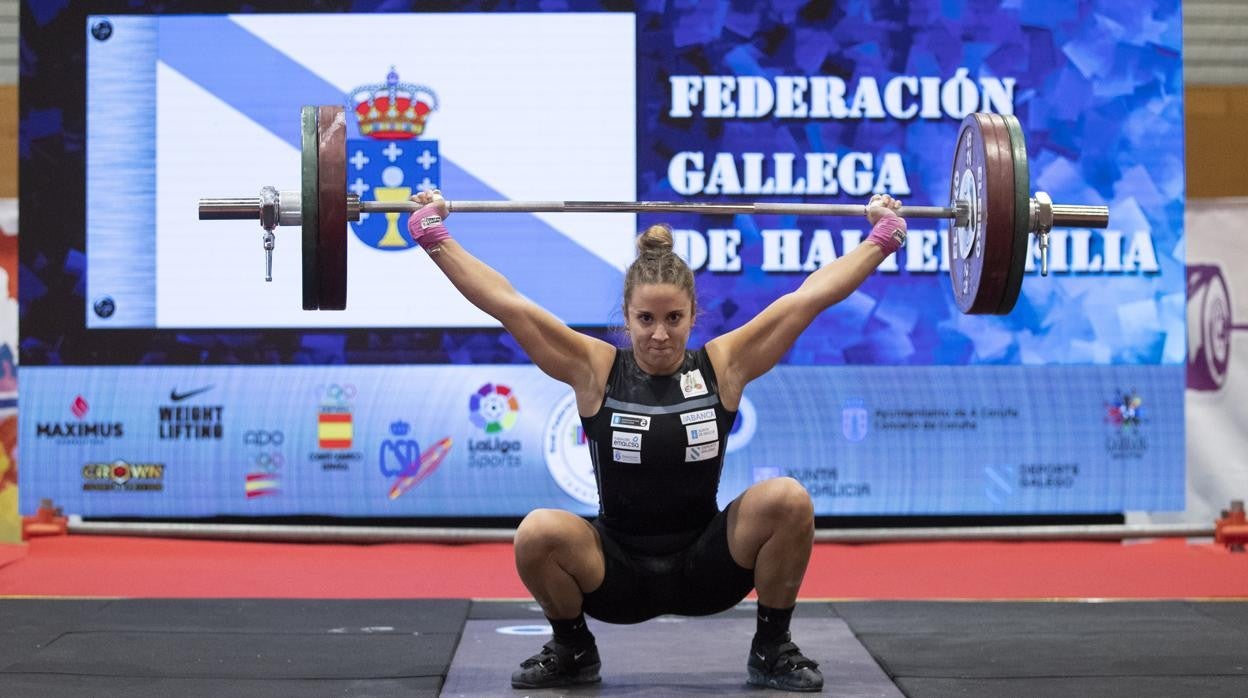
<box><xmin>866</xmin><ymin>194</ymin><xmax>902</xmax><ymax>225</ymax></box>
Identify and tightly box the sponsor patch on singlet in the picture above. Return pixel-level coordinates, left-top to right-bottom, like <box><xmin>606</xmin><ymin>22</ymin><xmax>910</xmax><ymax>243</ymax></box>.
<box><xmin>685</xmin><ymin>420</ymin><xmax>718</xmax><ymax>445</ymax></box>
<box><xmin>612</xmin><ymin>431</ymin><xmax>642</xmax><ymax>450</ymax></box>
<box><xmin>679</xmin><ymin>408</ymin><xmax>716</xmax><ymax>425</ymax></box>
<box><xmin>679</xmin><ymin>369</ymin><xmax>709</xmax><ymax>398</ymax></box>
<box><xmin>609</xmin><ymin>412</ymin><xmax>651</xmax><ymax>431</ymax></box>
<box><xmin>685</xmin><ymin>441</ymin><xmax>720</xmax><ymax>462</ymax></box>
<box><xmin>613</xmin><ymin>449</ymin><xmax>642</xmax><ymax>464</ymax></box>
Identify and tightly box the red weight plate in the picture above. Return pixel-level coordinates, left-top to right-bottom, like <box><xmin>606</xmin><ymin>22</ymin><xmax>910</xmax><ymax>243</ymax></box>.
<box><xmin>995</xmin><ymin>114</ymin><xmax>1031</xmax><ymax>315</ymax></box>
<box><xmin>317</xmin><ymin>105</ymin><xmax>348</xmax><ymax>311</ymax></box>
<box><xmin>948</xmin><ymin>113</ymin><xmax>1015</xmax><ymax>314</ymax></box>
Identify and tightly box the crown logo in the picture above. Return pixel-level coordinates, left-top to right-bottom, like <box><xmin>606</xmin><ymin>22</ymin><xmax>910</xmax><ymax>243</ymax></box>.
<box><xmin>349</xmin><ymin>67</ymin><xmax>439</xmax><ymax>140</ymax></box>
<box><xmin>390</xmin><ymin>420</ymin><xmax>411</xmax><ymax>437</ymax></box>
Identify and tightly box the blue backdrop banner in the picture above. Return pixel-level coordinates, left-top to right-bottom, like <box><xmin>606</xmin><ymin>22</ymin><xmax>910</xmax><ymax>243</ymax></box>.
<box><xmin>18</xmin><ymin>1</ymin><xmax>1185</xmax><ymax>518</ymax></box>
<box><xmin>20</xmin><ymin>365</ymin><xmax>1183</xmax><ymax>517</ymax></box>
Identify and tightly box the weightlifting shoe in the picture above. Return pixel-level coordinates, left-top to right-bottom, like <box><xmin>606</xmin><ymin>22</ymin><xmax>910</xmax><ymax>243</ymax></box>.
<box><xmin>510</xmin><ymin>640</ymin><xmax>602</xmax><ymax>689</ymax></box>
<box><xmin>746</xmin><ymin>633</ymin><xmax>823</xmax><ymax>692</ymax></box>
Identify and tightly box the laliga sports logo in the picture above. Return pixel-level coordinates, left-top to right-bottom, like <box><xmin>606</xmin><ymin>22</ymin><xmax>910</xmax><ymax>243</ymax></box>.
<box><xmin>347</xmin><ymin>67</ymin><xmax>441</xmax><ymax>252</ymax></box>
<box><xmin>470</xmin><ymin>383</ymin><xmax>520</xmax><ymax>433</ymax></box>
<box><xmin>468</xmin><ymin>384</ymin><xmax>523</xmax><ymax>468</ymax></box>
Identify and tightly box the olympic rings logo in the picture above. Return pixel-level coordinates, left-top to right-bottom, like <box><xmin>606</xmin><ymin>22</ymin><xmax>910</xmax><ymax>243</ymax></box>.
<box><xmin>254</xmin><ymin>452</ymin><xmax>284</xmax><ymax>472</ymax></box>
<box><xmin>319</xmin><ymin>383</ymin><xmax>358</xmax><ymax>406</ymax></box>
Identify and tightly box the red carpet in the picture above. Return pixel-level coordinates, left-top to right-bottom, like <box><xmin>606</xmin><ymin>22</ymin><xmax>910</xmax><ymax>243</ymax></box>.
<box><xmin>2</xmin><ymin>535</ymin><xmax>1246</xmax><ymax>599</ymax></box>
<box><xmin>0</xmin><ymin>541</ymin><xmax>24</xmax><ymax>572</ymax></box>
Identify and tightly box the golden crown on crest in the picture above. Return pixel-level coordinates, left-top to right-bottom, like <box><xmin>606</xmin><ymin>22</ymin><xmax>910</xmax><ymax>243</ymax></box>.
<box><xmin>348</xmin><ymin>67</ymin><xmax>439</xmax><ymax>140</ymax></box>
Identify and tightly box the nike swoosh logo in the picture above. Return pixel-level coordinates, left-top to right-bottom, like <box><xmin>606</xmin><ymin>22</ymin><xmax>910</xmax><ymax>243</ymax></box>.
<box><xmin>754</xmin><ymin>652</ymin><xmax>767</xmax><ymax>661</ymax></box>
<box><xmin>170</xmin><ymin>385</ymin><xmax>214</xmax><ymax>402</ymax></box>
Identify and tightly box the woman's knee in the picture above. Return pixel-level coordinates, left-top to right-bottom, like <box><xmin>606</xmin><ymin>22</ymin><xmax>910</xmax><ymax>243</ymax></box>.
<box><xmin>514</xmin><ymin>509</ymin><xmax>586</xmax><ymax>564</ymax></box>
<box><xmin>755</xmin><ymin>477</ymin><xmax>815</xmax><ymax>527</ymax></box>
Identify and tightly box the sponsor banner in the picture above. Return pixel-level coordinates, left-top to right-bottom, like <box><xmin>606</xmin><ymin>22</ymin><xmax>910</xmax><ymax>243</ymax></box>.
<box><xmin>1133</xmin><ymin>199</ymin><xmax>1248</xmax><ymax>525</ymax></box>
<box><xmin>1</xmin><ymin>198</ymin><xmax>14</xmax><ymax>542</ymax></box>
<box><xmin>19</xmin><ymin>364</ymin><xmax>1182</xmax><ymax>517</ymax></box>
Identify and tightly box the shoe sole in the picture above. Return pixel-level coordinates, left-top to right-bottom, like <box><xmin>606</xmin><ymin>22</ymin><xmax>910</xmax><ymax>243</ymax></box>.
<box><xmin>510</xmin><ymin>663</ymin><xmax>602</xmax><ymax>689</ymax></box>
<box><xmin>747</xmin><ymin>666</ymin><xmax>823</xmax><ymax>692</ymax></box>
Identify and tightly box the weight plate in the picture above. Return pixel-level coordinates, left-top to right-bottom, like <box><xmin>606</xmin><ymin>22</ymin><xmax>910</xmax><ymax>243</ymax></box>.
<box><xmin>996</xmin><ymin>113</ymin><xmax>1031</xmax><ymax>315</ymax></box>
<box><xmin>317</xmin><ymin>105</ymin><xmax>348</xmax><ymax>311</ymax></box>
<box><xmin>948</xmin><ymin>113</ymin><xmax>1015</xmax><ymax>314</ymax></box>
<box><xmin>1186</xmin><ymin>265</ymin><xmax>1232</xmax><ymax>391</ymax></box>
<box><xmin>300</xmin><ymin>106</ymin><xmax>319</xmax><ymax>311</ymax></box>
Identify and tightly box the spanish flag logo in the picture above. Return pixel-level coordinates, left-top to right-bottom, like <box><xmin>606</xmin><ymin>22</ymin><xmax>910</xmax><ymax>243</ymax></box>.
<box><xmin>318</xmin><ymin>411</ymin><xmax>353</xmax><ymax>449</ymax></box>
<box><xmin>245</xmin><ymin>473</ymin><xmax>280</xmax><ymax>498</ymax></box>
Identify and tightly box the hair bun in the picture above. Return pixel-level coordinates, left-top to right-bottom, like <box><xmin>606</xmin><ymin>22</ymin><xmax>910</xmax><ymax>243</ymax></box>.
<box><xmin>636</xmin><ymin>224</ymin><xmax>675</xmax><ymax>256</ymax></box>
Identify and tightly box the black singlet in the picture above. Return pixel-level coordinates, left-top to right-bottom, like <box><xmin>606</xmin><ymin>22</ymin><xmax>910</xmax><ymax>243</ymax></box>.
<box><xmin>580</xmin><ymin>348</ymin><xmax>738</xmax><ymax>538</ymax></box>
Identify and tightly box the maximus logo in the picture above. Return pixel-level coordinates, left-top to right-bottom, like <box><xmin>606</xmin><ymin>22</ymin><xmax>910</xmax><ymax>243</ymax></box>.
<box><xmin>36</xmin><ymin>395</ymin><xmax>124</xmax><ymax>444</ymax></box>
<box><xmin>159</xmin><ymin>385</ymin><xmax>224</xmax><ymax>440</ymax></box>
<box><xmin>37</xmin><ymin>422</ymin><xmax>124</xmax><ymax>439</ymax></box>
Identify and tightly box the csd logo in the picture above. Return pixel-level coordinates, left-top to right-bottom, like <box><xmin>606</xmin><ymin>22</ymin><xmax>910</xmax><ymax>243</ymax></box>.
<box><xmin>244</xmin><ymin>430</ymin><xmax>285</xmax><ymax>446</ymax></box>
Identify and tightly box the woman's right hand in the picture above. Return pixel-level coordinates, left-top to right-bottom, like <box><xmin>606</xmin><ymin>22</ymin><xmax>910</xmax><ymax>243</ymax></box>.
<box><xmin>409</xmin><ymin>188</ymin><xmax>450</xmax><ymax>219</ymax></box>
<box><xmin>407</xmin><ymin>188</ymin><xmax>452</xmax><ymax>251</ymax></box>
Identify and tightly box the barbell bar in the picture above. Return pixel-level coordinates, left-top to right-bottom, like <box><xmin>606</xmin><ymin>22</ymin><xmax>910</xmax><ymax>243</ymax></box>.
<box><xmin>199</xmin><ymin>196</ymin><xmax>1106</xmax><ymax>224</ymax></box>
<box><xmin>198</xmin><ymin>105</ymin><xmax>1110</xmax><ymax>314</ymax></box>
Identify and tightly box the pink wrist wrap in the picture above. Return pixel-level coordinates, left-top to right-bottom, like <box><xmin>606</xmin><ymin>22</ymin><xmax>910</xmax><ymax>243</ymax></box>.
<box><xmin>865</xmin><ymin>215</ymin><xmax>906</xmax><ymax>255</ymax></box>
<box><xmin>407</xmin><ymin>203</ymin><xmax>452</xmax><ymax>252</ymax></box>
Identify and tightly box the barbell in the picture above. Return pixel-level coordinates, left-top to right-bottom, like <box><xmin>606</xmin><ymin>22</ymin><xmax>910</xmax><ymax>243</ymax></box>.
<box><xmin>198</xmin><ymin>105</ymin><xmax>1109</xmax><ymax>314</ymax></box>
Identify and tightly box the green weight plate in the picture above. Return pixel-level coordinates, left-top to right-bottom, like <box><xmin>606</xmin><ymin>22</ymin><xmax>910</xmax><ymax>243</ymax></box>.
<box><xmin>317</xmin><ymin>105</ymin><xmax>348</xmax><ymax>311</ymax></box>
<box><xmin>300</xmin><ymin>105</ymin><xmax>320</xmax><ymax>311</ymax></box>
<box><xmin>948</xmin><ymin>113</ymin><xmax>1015</xmax><ymax>314</ymax></box>
<box><xmin>995</xmin><ymin>113</ymin><xmax>1031</xmax><ymax>315</ymax></box>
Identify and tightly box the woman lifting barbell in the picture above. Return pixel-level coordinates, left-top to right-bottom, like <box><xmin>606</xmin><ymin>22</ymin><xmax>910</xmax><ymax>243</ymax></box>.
<box><xmin>406</xmin><ymin>188</ymin><xmax>906</xmax><ymax>692</ymax></box>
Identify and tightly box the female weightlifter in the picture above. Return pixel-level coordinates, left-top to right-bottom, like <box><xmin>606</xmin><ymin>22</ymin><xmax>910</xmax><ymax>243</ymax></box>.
<box><xmin>406</xmin><ymin>189</ymin><xmax>906</xmax><ymax>692</ymax></box>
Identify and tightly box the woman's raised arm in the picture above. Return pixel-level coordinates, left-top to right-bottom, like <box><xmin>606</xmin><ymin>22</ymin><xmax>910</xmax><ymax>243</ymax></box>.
<box><xmin>706</xmin><ymin>195</ymin><xmax>907</xmax><ymax>404</ymax></box>
<box><xmin>407</xmin><ymin>190</ymin><xmax>616</xmax><ymax>400</ymax></box>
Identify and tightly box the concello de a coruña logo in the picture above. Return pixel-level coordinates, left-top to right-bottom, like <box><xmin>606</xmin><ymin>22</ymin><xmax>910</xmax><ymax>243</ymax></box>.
<box><xmin>1104</xmin><ymin>389</ymin><xmax>1147</xmax><ymax>460</ymax></box>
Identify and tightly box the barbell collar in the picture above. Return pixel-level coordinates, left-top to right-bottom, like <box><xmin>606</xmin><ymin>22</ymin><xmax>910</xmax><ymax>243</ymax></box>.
<box><xmin>1033</xmin><ymin>192</ymin><xmax>1054</xmax><ymax>277</ymax></box>
<box><xmin>1050</xmin><ymin>203</ymin><xmax>1109</xmax><ymax>229</ymax></box>
<box><xmin>259</xmin><ymin>186</ymin><xmax>280</xmax><ymax>231</ymax></box>
<box><xmin>199</xmin><ymin>198</ymin><xmax>265</xmax><ymax>220</ymax></box>
<box><xmin>198</xmin><ymin>191</ymin><xmax>303</xmax><ymax>225</ymax></box>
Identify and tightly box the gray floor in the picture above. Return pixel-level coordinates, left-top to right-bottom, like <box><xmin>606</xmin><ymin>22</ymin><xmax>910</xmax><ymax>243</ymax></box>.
<box><xmin>3</xmin><ymin>599</ymin><xmax>1248</xmax><ymax>696</ymax></box>
<box><xmin>442</xmin><ymin>615</ymin><xmax>902</xmax><ymax>697</ymax></box>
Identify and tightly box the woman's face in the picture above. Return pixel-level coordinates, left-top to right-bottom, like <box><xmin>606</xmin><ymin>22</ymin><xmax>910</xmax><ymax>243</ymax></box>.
<box><xmin>624</xmin><ymin>283</ymin><xmax>694</xmax><ymax>375</ymax></box>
